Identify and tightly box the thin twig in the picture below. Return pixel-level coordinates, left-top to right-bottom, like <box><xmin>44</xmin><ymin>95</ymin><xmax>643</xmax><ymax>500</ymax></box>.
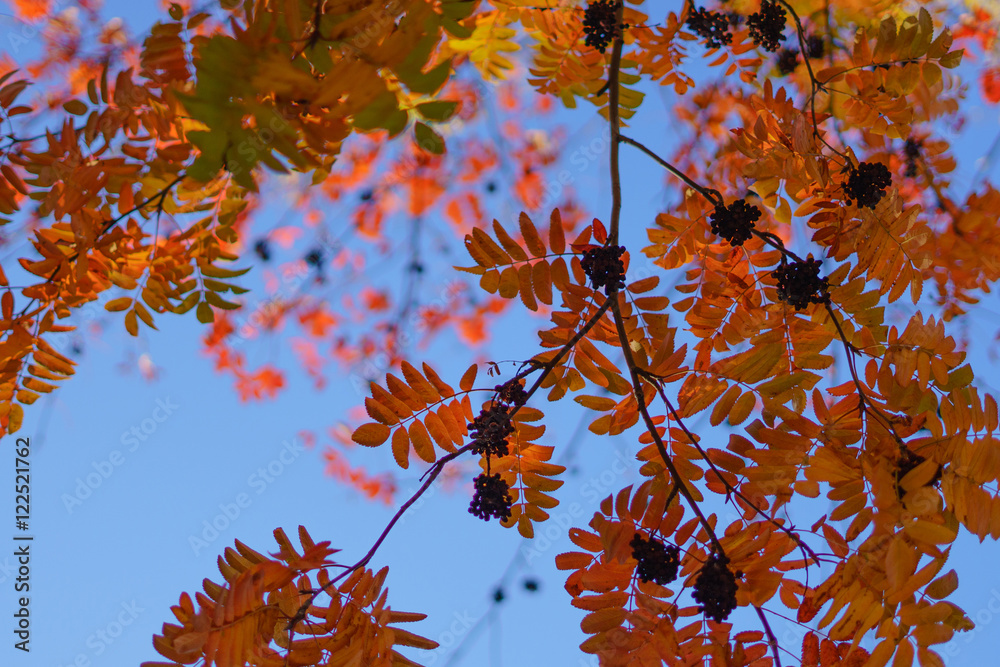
<box><xmin>288</xmin><ymin>293</ymin><xmax>616</xmax><ymax>629</ymax></box>
<box><xmin>619</xmin><ymin>134</ymin><xmax>724</xmax><ymax>207</ymax></box>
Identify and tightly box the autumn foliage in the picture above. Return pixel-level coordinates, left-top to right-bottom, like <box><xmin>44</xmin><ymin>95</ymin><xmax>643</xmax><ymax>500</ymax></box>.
<box><xmin>5</xmin><ymin>0</ymin><xmax>1000</xmax><ymax>665</ymax></box>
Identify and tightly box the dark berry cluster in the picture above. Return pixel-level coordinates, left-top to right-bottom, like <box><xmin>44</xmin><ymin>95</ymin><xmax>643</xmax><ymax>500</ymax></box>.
<box><xmin>844</xmin><ymin>161</ymin><xmax>892</xmax><ymax>209</ymax></box>
<box><xmin>806</xmin><ymin>34</ymin><xmax>824</xmax><ymax>59</ymax></box>
<box><xmin>774</xmin><ymin>256</ymin><xmax>829</xmax><ymax>310</ymax></box>
<box><xmin>776</xmin><ymin>48</ymin><xmax>799</xmax><ymax>75</ymax></box>
<box><xmin>583</xmin><ymin>0</ymin><xmax>622</xmax><ymax>53</ymax></box>
<box><xmin>686</xmin><ymin>6</ymin><xmax>732</xmax><ymax>49</ymax></box>
<box><xmin>747</xmin><ymin>0</ymin><xmax>787</xmax><ymax>52</ymax></box>
<box><xmin>581</xmin><ymin>245</ymin><xmax>626</xmax><ymax>294</ymax></box>
<box><xmin>468</xmin><ymin>403</ymin><xmax>515</xmax><ymax>458</ymax></box>
<box><xmin>692</xmin><ymin>551</ymin><xmax>740</xmax><ymax>623</ymax></box>
<box><xmin>495</xmin><ymin>379</ymin><xmax>527</xmax><ymax>408</ymax></box>
<box><xmin>710</xmin><ymin>199</ymin><xmax>762</xmax><ymax>246</ymax></box>
<box><xmin>469</xmin><ymin>473</ymin><xmax>513</xmax><ymax>522</ymax></box>
<box><xmin>630</xmin><ymin>533</ymin><xmax>680</xmax><ymax>586</ymax></box>
<box><xmin>903</xmin><ymin>138</ymin><xmax>921</xmax><ymax>178</ymax></box>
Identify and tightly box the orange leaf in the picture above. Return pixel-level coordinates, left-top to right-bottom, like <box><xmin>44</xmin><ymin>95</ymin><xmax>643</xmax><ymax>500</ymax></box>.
<box><xmin>353</xmin><ymin>423</ymin><xmax>390</xmax><ymax>447</ymax></box>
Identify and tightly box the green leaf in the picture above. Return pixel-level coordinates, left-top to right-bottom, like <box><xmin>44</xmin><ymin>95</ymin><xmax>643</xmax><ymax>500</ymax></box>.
<box><xmin>174</xmin><ymin>292</ymin><xmax>200</xmax><ymax>314</ymax></box>
<box><xmin>415</xmin><ymin>101</ymin><xmax>458</xmax><ymax>122</ymax></box>
<box><xmin>196</xmin><ymin>301</ymin><xmax>215</xmax><ymax>323</ymax></box>
<box><xmin>414</xmin><ymin>122</ymin><xmax>445</xmax><ymax>154</ymax></box>
<box><xmin>205</xmin><ymin>291</ymin><xmax>241</xmax><ymax>310</ymax></box>
<box><xmin>352</xmin><ymin>91</ymin><xmax>409</xmax><ymax>137</ymax></box>
<box><xmin>943</xmin><ymin>364</ymin><xmax>973</xmax><ymax>390</ymax></box>
<box><xmin>200</xmin><ymin>264</ymin><xmax>251</xmax><ymax>279</ymax></box>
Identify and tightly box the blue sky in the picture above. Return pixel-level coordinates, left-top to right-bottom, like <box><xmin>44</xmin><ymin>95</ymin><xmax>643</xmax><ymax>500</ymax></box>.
<box><xmin>3</xmin><ymin>2</ymin><xmax>1000</xmax><ymax>667</ymax></box>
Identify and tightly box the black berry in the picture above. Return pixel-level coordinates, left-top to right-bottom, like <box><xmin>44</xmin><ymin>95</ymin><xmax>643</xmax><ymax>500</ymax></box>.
<box><xmin>710</xmin><ymin>199</ymin><xmax>761</xmax><ymax>246</ymax></box>
<box><xmin>469</xmin><ymin>473</ymin><xmax>513</xmax><ymax>522</ymax></box>
<box><xmin>630</xmin><ymin>533</ymin><xmax>680</xmax><ymax>586</ymax></box>
<box><xmin>747</xmin><ymin>0</ymin><xmax>787</xmax><ymax>52</ymax></box>
<box><xmin>495</xmin><ymin>379</ymin><xmax>527</xmax><ymax>408</ymax></box>
<box><xmin>360</xmin><ymin>189</ymin><xmax>373</xmax><ymax>201</ymax></box>
<box><xmin>305</xmin><ymin>248</ymin><xmax>324</xmax><ymax>268</ymax></box>
<box><xmin>806</xmin><ymin>34</ymin><xmax>824</xmax><ymax>59</ymax></box>
<box><xmin>686</xmin><ymin>6</ymin><xmax>732</xmax><ymax>49</ymax></box>
<box><xmin>523</xmin><ymin>578</ymin><xmax>539</xmax><ymax>592</ymax></box>
<box><xmin>844</xmin><ymin>161</ymin><xmax>892</xmax><ymax>209</ymax></box>
<box><xmin>468</xmin><ymin>403</ymin><xmax>515</xmax><ymax>459</ymax></box>
<box><xmin>253</xmin><ymin>239</ymin><xmax>271</xmax><ymax>262</ymax></box>
<box><xmin>774</xmin><ymin>255</ymin><xmax>829</xmax><ymax>310</ymax></box>
<box><xmin>493</xmin><ymin>587</ymin><xmax>505</xmax><ymax>602</ymax></box>
<box><xmin>583</xmin><ymin>0</ymin><xmax>622</xmax><ymax>53</ymax></box>
<box><xmin>903</xmin><ymin>138</ymin><xmax>921</xmax><ymax>178</ymax></box>
<box><xmin>692</xmin><ymin>551</ymin><xmax>740</xmax><ymax>622</ymax></box>
<box><xmin>776</xmin><ymin>48</ymin><xmax>799</xmax><ymax>75</ymax></box>
<box><xmin>581</xmin><ymin>245</ymin><xmax>626</xmax><ymax>294</ymax></box>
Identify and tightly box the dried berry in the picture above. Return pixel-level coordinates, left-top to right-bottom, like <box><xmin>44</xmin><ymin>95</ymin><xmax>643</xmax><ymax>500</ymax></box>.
<box><xmin>776</xmin><ymin>48</ymin><xmax>799</xmax><ymax>75</ymax></box>
<box><xmin>631</xmin><ymin>533</ymin><xmax>681</xmax><ymax>586</ymax></box>
<box><xmin>844</xmin><ymin>161</ymin><xmax>892</xmax><ymax>209</ymax></box>
<box><xmin>774</xmin><ymin>256</ymin><xmax>829</xmax><ymax>310</ymax></box>
<box><xmin>806</xmin><ymin>34</ymin><xmax>824</xmax><ymax>59</ymax></box>
<box><xmin>468</xmin><ymin>403</ymin><xmax>515</xmax><ymax>458</ymax></box>
<box><xmin>583</xmin><ymin>0</ymin><xmax>622</xmax><ymax>53</ymax></box>
<box><xmin>747</xmin><ymin>0</ymin><xmax>787</xmax><ymax>52</ymax></box>
<box><xmin>469</xmin><ymin>473</ymin><xmax>513</xmax><ymax>522</ymax></box>
<box><xmin>686</xmin><ymin>6</ymin><xmax>732</xmax><ymax>49</ymax></box>
<box><xmin>692</xmin><ymin>551</ymin><xmax>740</xmax><ymax>622</ymax></box>
<box><xmin>710</xmin><ymin>199</ymin><xmax>762</xmax><ymax>246</ymax></box>
<box><xmin>581</xmin><ymin>245</ymin><xmax>626</xmax><ymax>294</ymax></box>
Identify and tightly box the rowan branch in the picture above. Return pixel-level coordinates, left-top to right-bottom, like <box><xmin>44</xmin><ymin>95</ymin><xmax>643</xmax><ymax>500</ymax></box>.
<box><xmin>607</xmin><ymin>1</ymin><xmax>625</xmax><ymax>246</ymax></box>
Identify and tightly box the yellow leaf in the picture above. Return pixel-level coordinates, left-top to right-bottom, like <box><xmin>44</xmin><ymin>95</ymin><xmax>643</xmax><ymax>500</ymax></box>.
<box><xmin>125</xmin><ymin>309</ymin><xmax>139</xmax><ymax>336</ymax></box>
<box><xmin>904</xmin><ymin>519</ymin><xmax>957</xmax><ymax>545</ymax></box>
<box><xmin>104</xmin><ymin>297</ymin><xmax>132</xmax><ymax>312</ymax></box>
